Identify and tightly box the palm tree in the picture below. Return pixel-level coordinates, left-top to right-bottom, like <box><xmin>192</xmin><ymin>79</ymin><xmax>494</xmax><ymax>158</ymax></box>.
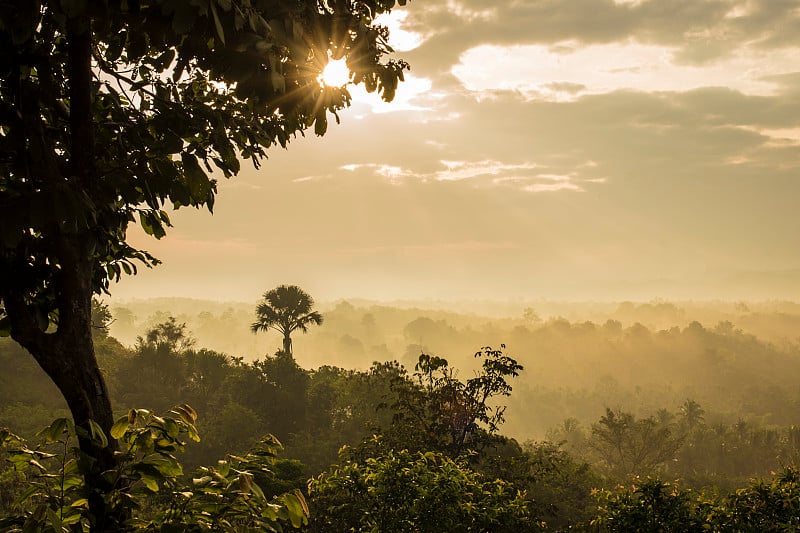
<box><xmin>251</xmin><ymin>285</ymin><xmax>323</xmax><ymax>357</ymax></box>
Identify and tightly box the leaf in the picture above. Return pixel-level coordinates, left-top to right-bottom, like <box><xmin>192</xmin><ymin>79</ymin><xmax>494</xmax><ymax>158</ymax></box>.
<box><xmin>87</xmin><ymin>420</ymin><xmax>108</xmax><ymax>448</ymax></box>
<box><xmin>110</xmin><ymin>415</ymin><xmax>131</xmax><ymax>440</ymax></box>
<box><xmin>46</xmin><ymin>508</ymin><xmax>63</xmax><ymax>533</ymax></box>
<box><xmin>37</xmin><ymin>418</ymin><xmax>69</xmax><ymax>443</ymax></box>
<box><xmin>210</xmin><ymin>1</ymin><xmax>225</xmax><ymax>45</ymax></box>
<box><xmin>181</xmin><ymin>153</ymin><xmax>212</xmax><ymax>201</ymax></box>
<box><xmin>139</xmin><ymin>472</ymin><xmax>159</xmax><ymax>492</ymax></box>
<box><xmin>139</xmin><ymin>211</ymin><xmax>166</xmax><ymax>239</ymax></box>
<box><xmin>172</xmin><ymin>404</ymin><xmax>198</xmax><ymax>425</ymax></box>
<box><xmin>161</xmin><ymin>130</ymin><xmax>184</xmax><ymax>154</ymax></box>
<box><xmin>70</xmin><ymin>498</ymin><xmax>88</xmax><ymax>509</ymax></box>
<box><xmin>29</xmin><ymin>459</ymin><xmax>47</xmax><ymax>472</ymax></box>
<box><xmin>13</xmin><ymin>484</ymin><xmax>40</xmax><ymax>507</ymax></box>
<box><xmin>314</xmin><ymin>110</ymin><xmax>328</xmax><ymax>136</ymax></box>
<box><xmin>163</xmin><ymin>418</ymin><xmax>180</xmax><ymax>438</ymax></box>
<box><xmin>281</xmin><ymin>491</ymin><xmax>309</xmax><ymax>527</ymax></box>
<box><xmin>142</xmin><ymin>456</ymin><xmax>183</xmax><ymax>478</ymax></box>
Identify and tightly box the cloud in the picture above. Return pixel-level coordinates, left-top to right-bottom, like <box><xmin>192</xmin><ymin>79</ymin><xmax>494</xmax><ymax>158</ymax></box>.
<box><xmin>375</xmin><ymin>10</ymin><xmax>425</xmax><ymax>52</ymax></box>
<box><xmin>400</xmin><ymin>0</ymin><xmax>800</xmax><ymax>86</ymax></box>
<box><xmin>434</xmin><ymin>160</ymin><xmax>540</xmax><ymax>181</ymax></box>
<box><xmin>336</xmin><ymin>158</ymin><xmax>602</xmax><ymax>192</ymax></box>
<box><xmin>451</xmin><ymin>41</ymin><xmax>800</xmax><ymax>101</ymax></box>
<box><xmin>348</xmin><ymin>72</ymin><xmax>435</xmax><ymax>114</ymax></box>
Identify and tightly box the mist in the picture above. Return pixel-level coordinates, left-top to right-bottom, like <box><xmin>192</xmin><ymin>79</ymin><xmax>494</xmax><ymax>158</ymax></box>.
<box><xmin>105</xmin><ymin>296</ymin><xmax>800</xmax><ymax>442</ymax></box>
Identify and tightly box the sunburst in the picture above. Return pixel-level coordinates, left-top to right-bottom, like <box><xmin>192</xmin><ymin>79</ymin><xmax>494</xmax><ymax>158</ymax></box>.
<box><xmin>319</xmin><ymin>58</ymin><xmax>351</xmax><ymax>87</ymax></box>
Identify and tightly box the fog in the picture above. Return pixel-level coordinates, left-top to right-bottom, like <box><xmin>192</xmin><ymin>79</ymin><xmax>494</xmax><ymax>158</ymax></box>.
<box><xmin>107</xmin><ymin>296</ymin><xmax>800</xmax><ymax>442</ymax></box>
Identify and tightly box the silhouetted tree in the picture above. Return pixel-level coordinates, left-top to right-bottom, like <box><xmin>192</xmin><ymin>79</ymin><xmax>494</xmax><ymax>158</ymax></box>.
<box><xmin>387</xmin><ymin>345</ymin><xmax>523</xmax><ymax>456</ymax></box>
<box><xmin>680</xmin><ymin>399</ymin><xmax>706</xmax><ymax>429</ymax></box>
<box><xmin>0</xmin><ymin>3</ymin><xmax>406</xmax><ymax>523</ymax></box>
<box><xmin>251</xmin><ymin>285</ymin><xmax>323</xmax><ymax>357</ymax></box>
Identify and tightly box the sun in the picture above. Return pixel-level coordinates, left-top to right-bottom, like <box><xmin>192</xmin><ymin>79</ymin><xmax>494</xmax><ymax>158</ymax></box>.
<box><xmin>319</xmin><ymin>58</ymin><xmax>351</xmax><ymax>87</ymax></box>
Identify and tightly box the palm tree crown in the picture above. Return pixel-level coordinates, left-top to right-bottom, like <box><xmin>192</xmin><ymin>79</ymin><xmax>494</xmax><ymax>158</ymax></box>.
<box><xmin>251</xmin><ymin>285</ymin><xmax>323</xmax><ymax>357</ymax></box>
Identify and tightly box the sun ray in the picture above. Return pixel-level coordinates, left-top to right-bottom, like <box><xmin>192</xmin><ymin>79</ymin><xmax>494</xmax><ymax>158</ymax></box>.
<box><xmin>320</xmin><ymin>57</ymin><xmax>351</xmax><ymax>87</ymax></box>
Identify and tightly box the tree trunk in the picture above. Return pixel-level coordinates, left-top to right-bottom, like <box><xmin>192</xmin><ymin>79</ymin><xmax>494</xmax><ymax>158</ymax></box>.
<box><xmin>1</xmin><ymin>17</ymin><xmax>125</xmax><ymax>529</ymax></box>
<box><xmin>5</xmin><ymin>244</ymin><xmax>122</xmax><ymax>530</ymax></box>
<box><xmin>283</xmin><ymin>331</ymin><xmax>293</xmax><ymax>356</ymax></box>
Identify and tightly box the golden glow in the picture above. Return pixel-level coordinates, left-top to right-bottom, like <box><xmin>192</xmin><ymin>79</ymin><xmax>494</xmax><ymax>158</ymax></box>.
<box><xmin>320</xmin><ymin>58</ymin><xmax>350</xmax><ymax>87</ymax></box>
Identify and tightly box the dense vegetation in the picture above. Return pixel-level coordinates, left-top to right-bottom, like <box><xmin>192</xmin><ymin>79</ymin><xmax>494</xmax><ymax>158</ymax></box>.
<box><xmin>2</xmin><ymin>299</ymin><xmax>800</xmax><ymax>530</ymax></box>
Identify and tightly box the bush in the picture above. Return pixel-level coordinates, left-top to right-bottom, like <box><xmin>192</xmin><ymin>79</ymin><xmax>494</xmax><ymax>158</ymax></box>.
<box><xmin>306</xmin><ymin>443</ymin><xmax>535</xmax><ymax>532</ymax></box>
<box><xmin>0</xmin><ymin>406</ymin><xmax>308</xmax><ymax>531</ymax></box>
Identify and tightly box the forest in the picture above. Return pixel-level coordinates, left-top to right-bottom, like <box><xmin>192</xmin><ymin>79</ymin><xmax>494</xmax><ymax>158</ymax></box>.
<box><xmin>2</xmin><ymin>0</ymin><xmax>800</xmax><ymax>530</ymax></box>
<box><xmin>2</xmin><ymin>295</ymin><xmax>800</xmax><ymax>530</ymax></box>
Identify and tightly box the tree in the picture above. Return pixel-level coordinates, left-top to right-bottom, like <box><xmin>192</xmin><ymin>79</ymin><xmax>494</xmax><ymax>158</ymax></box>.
<box><xmin>90</xmin><ymin>298</ymin><xmax>113</xmax><ymax>338</ymax></box>
<box><xmin>589</xmin><ymin>408</ymin><xmax>684</xmax><ymax>479</ymax></box>
<box><xmin>0</xmin><ymin>1</ymin><xmax>407</xmax><ymax>527</ymax></box>
<box><xmin>251</xmin><ymin>284</ymin><xmax>323</xmax><ymax>357</ymax></box>
<box><xmin>387</xmin><ymin>345</ymin><xmax>523</xmax><ymax>456</ymax></box>
<box><xmin>138</xmin><ymin>315</ymin><xmax>196</xmax><ymax>353</ymax></box>
<box><xmin>679</xmin><ymin>399</ymin><xmax>705</xmax><ymax>430</ymax></box>
<box><xmin>307</xmin><ymin>446</ymin><xmax>533</xmax><ymax>533</ymax></box>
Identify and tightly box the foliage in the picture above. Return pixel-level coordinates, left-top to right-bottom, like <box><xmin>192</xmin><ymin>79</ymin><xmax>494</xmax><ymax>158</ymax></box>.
<box><xmin>589</xmin><ymin>408</ymin><xmax>685</xmax><ymax>479</ymax></box>
<box><xmin>0</xmin><ymin>2</ymin><xmax>408</xmax><ymax>522</ymax></box>
<box><xmin>550</xmin><ymin>402</ymin><xmax>800</xmax><ymax>489</ymax></box>
<box><xmin>306</xmin><ymin>444</ymin><xmax>534</xmax><ymax>533</ymax></box>
<box><xmin>137</xmin><ymin>316</ymin><xmax>197</xmax><ymax>354</ymax></box>
<box><xmin>589</xmin><ymin>466</ymin><xmax>800</xmax><ymax>532</ymax></box>
<box><xmin>386</xmin><ymin>345</ymin><xmax>523</xmax><ymax>456</ymax></box>
<box><xmin>722</xmin><ymin>466</ymin><xmax>800</xmax><ymax>531</ymax></box>
<box><xmin>0</xmin><ymin>406</ymin><xmax>308</xmax><ymax>531</ymax></box>
<box><xmin>519</xmin><ymin>441</ymin><xmax>602</xmax><ymax>530</ymax></box>
<box><xmin>252</xmin><ymin>285</ymin><xmax>324</xmax><ymax>357</ymax></box>
<box><xmin>91</xmin><ymin>299</ymin><xmax>113</xmax><ymax>338</ymax></box>
<box><xmin>590</xmin><ymin>478</ymin><xmax>712</xmax><ymax>532</ymax></box>
<box><xmin>0</xmin><ymin>1</ymin><xmax>408</xmax><ymax>324</ymax></box>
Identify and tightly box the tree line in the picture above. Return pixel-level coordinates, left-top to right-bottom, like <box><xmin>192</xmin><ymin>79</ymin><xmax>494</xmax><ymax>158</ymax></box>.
<box><xmin>2</xmin><ymin>297</ymin><xmax>800</xmax><ymax>530</ymax></box>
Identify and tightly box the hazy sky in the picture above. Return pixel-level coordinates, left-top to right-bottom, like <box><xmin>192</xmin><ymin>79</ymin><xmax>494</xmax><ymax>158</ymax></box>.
<box><xmin>116</xmin><ymin>0</ymin><xmax>800</xmax><ymax>303</ymax></box>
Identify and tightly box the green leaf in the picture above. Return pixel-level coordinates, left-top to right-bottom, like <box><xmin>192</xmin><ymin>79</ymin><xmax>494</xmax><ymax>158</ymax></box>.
<box><xmin>46</xmin><ymin>508</ymin><xmax>63</xmax><ymax>532</ymax></box>
<box><xmin>281</xmin><ymin>491</ymin><xmax>309</xmax><ymax>527</ymax></box>
<box><xmin>163</xmin><ymin>418</ymin><xmax>180</xmax><ymax>438</ymax></box>
<box><xmin>110</xmin><ymin>415</ymin><xmax>131</xmax><ymax>440</ymax></box>
<box><xmin>13</xmin><ymin>484</ymin><xmax>40</xmax><ymax>507</ymax></box>
<box><xmin>37</xmin><ymin>418</ymin><xmax>69</xmax><ymax>443</ymax></box>
<box><xmin>139</xmin><ymin>472</ymin><xmax>160</xmax><ymax>492</ymax></box>
<box><xmin>87</xmin><ymin>420</ymin><xmax>108</xmax><ymax>448</ymax></box>
<box><xmin>142</xmin><ymin>456</ymin><xmax>183</xmax><ymax>478</ymax></box>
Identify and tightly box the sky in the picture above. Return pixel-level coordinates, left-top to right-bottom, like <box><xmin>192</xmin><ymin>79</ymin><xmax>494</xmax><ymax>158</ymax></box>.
<box><xmin>115</xmin><ymin>0</ymin><xmax>800</xmax><ymax>304</ymax></box>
